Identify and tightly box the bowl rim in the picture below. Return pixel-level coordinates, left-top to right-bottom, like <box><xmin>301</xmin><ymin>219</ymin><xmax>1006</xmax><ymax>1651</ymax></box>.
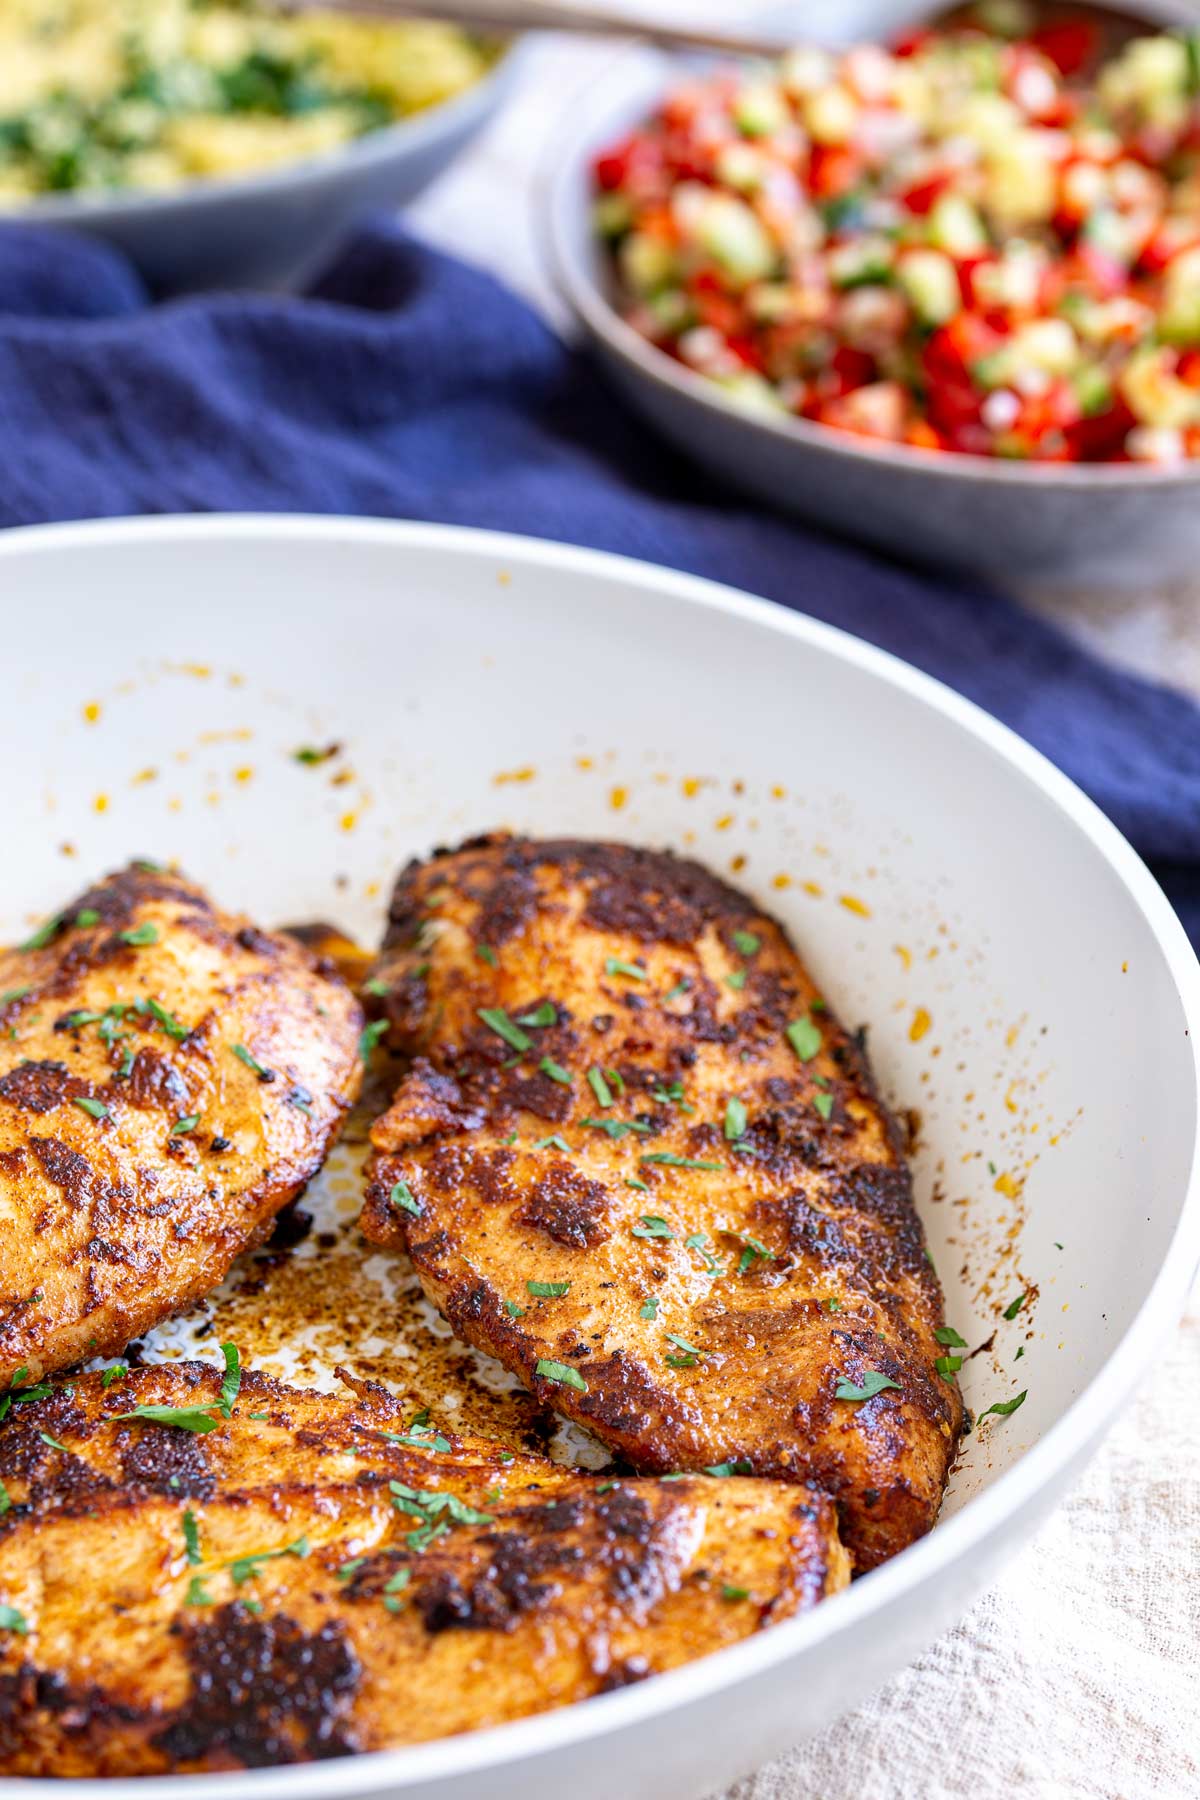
<box><xmin>542</xmin><ymin>32</ymin><xmax>1200</xmax><ymax>494</ymax></box>
<box><xmin>1</xmin><ymin>511</ymin><xmax>1198</xmax><ymax>1799</ymax></box>
<box><xmin>4</xmin><ymin>35</ymin><xmax>527</xmax><ymax>226</ymax></box>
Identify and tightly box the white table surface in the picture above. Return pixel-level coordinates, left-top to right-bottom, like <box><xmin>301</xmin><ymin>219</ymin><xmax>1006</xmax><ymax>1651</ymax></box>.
<box><xmin>411</xmin><ymin>19</ymin><xmax>1200</xmax><ymax>1798</ymax></box>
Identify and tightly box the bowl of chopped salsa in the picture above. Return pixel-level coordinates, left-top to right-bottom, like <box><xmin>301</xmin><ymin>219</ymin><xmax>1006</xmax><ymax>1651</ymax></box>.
<box><xmin>547</xmin><ymin>0</ymin><xmax>1200</xmax><ymax>588</ymax></box>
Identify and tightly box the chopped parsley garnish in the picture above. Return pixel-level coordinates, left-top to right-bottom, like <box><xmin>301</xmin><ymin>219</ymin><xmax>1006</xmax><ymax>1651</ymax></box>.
<box><xmin>664</xmin><ymin>979</ymin><xmax>691</xmax><ymax>1002</ymax></box>
<box><xmin>934</xmin><ymin>1326</ymin><xmax>967</xmax><ymax>1348</ymax></box>
<box><xmin>587</xmin><ymin>1067</ymin><xmax>614</xmax><ymax>1109</ymax></box>
<box><xmin>184</xmin><ymin>1576</ymin><xmax>213</xmax><ymax>1607</ymax></box>
<box><xmin>1002</xmin><ymin>1293</ymin><xmax>1026</xmax><ymax>1321</ymax></box>
<box><xmin>20</xmin><ymin>914</ymin><xmax>63</xmax><ymax>953</ymax></box>
<box><xmin>516</xmin><ymin>1002</ymin><xmax>557</xmax><ymax>1029</ymax></box>
<box><xmin>0</xmin><ymin>987</ymin><xmax>31</xmax><ymax>1007</ymax></box>
<box><xmin>75</xmin><ymin>909</ymin><xmax>100</xmax><ymax>928</ymax></box>
<box><xmin>39</xmin><ymin>1432</ymin><xmax>68</xmax><ymax>1451</ymax></box>
<box><xmin>632</xmin><ymin>1215</ymin><xmax>674</xmax><ymax>1240</ymax></box>
<box><xmin>389</xmin><ymin>1481</ymin><xmax>495</xmax><ymax>1547</ymax></box>
<box><xmin>73</xmin><ymin>1097</ymin><xmax>109</xmax><ymax>1121</ymax></box>
<box><xmin>119</xmin><ymin>922</ymin><xmax>160</xmax><ymax>948</ymax></box>
<box><xmin>935</xmin><ymin>1355</ymin><xmax>963</xmax><ymax>1378</ymax></box>
<box><xmin>834</xmin><ymin>1373</ymin><xmax>901</xmax><ymax>1402</ymax></box>
<box><xmin>726</xmin><ymin>971</ymin><xmax>748</xmax><ymax>991</ymax></box>
<box><xmin>503</xmin><ymin>1300</ymin><xmax>525</xmax><ymax>1318</ymax></box>
<box><xmin>383</xmin><ymin>1568</ymin><xmax>411</xmax><ymax>1604</ymax></box>
<box><xmin>813</xmin><ymin>1092</ymin><xmax>834</xmax><ymax>1121</ymax></box>
<box><xmin>182</xmin><ymin>1509</ymin><xmax>202</xmax><ymax>1566</ymax></box>
<box><xmin>732</xmin><ymin>931</ymin><xmax>761</xmax><ymax>957</ymax></box>
<box><xmin>229</xmin><ymin>1535</ymin><xmax>309</xmax><ymax>1585</ymax></box>
<box><xmin>722</xmin><ymin>1585</ymin><xmax>750</xmax><ymax>1602</ymax></box>
<box><xmin>604</xmin><ymin>958</ymin><xmax>646</xmax><ymax>981</ymax></box>
<box><xmin>526</xmin><ymin>1279</ymin><xmax>570</xmax><ymax>1298</ymax></box>
<box><xmin>665</xmin><ymin>1354</ymin><xmax>697</xmax><ymax>1369</ymax></box>
<box><xmin>534</xmin><ymin>1359</ymin><xmax>587</xmax><ymax>1393</ymax></box>
<box><xmin>475</xmin><ymin>946</ymin><xmax>498</xmax><ymax>968</ymax></box>
<box><xmin>382</xmin><ymin>1415</ymin><xmax>452</xmax><ymax>1453</ymax></box>
<box><xmin>786</xmin><ymin>1015</ymin><xmax>823</xmax><ymax>1062</ymax></box>
<box><xmin>640</xmin><ymin>1153</ymin><xmax>723</xmax><ymax>1171</ymax></box>
<box><xmin>0</xmin><ymin>1604</ymin><xmax>29</xmax><ymax>1635</ymax></box>
<box><xmin>705</xmin><ymin>1460</ymin><xmax>751</xmax><ymax>1477</ymax></box>
<box><xmin>0</xmin><ymin>1376</ymin><xmax>51</xmax><ymax>1425</ymax></box>
<box><xmin>64</xmin><ymin>1010</ymin><xmax>105</xmax><ymax>1030</ymax></box>
<box><xmin>116</xmin><ymin>1404</ymin><xmax>222</xmax><ymax>1433</ymax></box>
<box><xmin>538</xmin><ymin>1057</ymin><xmax>572</xmax><ymax>1086</ymax></box>
<box><xmin>232</xmin><ymin>1043</ymin><xmax>272</xmax><ymax>1080</ymax></box>
<box><xmin>360</xmin><ymin>1020</ymin><xmax>389</xmax><ymax>1060</ymax></box>
<box><xmin>665</xmin><ymin>1333</ymin><xmax>700</xmax><ymax>1356</ymax></box>
<box><xmin>145</xmin><ymin>998</ymin><xmax>188</xmax><ymax>1040</ymax></box>
<box><xmin>390</xmin><ymin>1181</ymin><xmax>421</xmax><ymax>1217</ymax></box>
<box><xmin>735</xmin><ymin>1235</ymin><xmax>775</xmax><ymax>1275</ymax></box>
<box><xmin>724</xmin><ymin>1097</ymin><xmax>747</xmax><ymax>1142</ymax></box>
<box><xmin>0</xmin><ymin>1479</ymin><xmax>9</xmax><ymax>1516</ymax></box>
<box><xmin>171</xmin><ymin>1114</ymin><xmax>200</xmax><ymax>1136</ymax></box>
<box><xmin>581</xmin><ymin>1116</ymin><xmax>650</xmax><ymax>1139</ymax></box>
<box><xmin>363</xmin><ymin>976</ymin><xmax>391</xmax><ymax>997</ymax></box>
<box><xmin>685</xmin><ymin>1232</ymin><xmax>724</xmax><ymax>1274</ymax></box>
<box><xmin>534</xmin><ymin>1135</ymin><xmax>572</xmax><ymax>1154</ymax></box>
<box><xmin>294</xmin><ymin>744</ymin><xmax>336</xmax><ymax>765</ymax></box>
<box><xmin>625</xmin><ymin>1176</ymin><xmax>649</xmax><ymax>1191</ymax></box>
<box><xmin>287</xmin><ymin>1087</ymin><xmax>313</xmax><ymax>1115</ymax></box>
<box><xmin>477</xmin><ymin>1007</ymin><xmax>532</xmax><ymax>1053</ymax></box>
<box><xmin>980</xmin><ymin>1390</ymin><xmax>1027</xmax><ymax>1420</ymax></box>
<box><xmin>639</xmin><ymin>1296</ymin><xmax>659</xmax><ymax>1321</ymax></box>
<box><xmin>218</xmin><ymin>1342</ymin><xmax>240</xmax><ymax>1416</ymax></box>
<box><xmin>337</xmin><ymin>1557</ymin><xmax>366</xmax><ymax>1582</ymax></box>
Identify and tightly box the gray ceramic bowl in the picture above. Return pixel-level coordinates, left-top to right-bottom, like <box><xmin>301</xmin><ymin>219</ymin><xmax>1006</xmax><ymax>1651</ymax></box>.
<box><xmin>9</xmin><ymin>39</ymin><xmax>527</xmax><ymax>293</ymax></box>
<box><xmin>545</xmin><ymin>1</ymin><xmax>1200</xmax><ymax>591</ymax></box>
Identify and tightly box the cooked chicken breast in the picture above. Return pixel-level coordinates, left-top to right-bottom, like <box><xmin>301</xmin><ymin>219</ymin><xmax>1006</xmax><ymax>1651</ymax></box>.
<box><xmin>0</xmin><ymin>1361</ymin><xmax>848</xmax><ymax>1774</ymax></box>
<box><xmin>361</xmin><ymin>836</ymin><xmax>962</xmax><ymax>1571</ymax></box>
<box><xmin>0</xmin><ymin>865</ymin><xmax>362</xmax><ymax>1385</ymax></box>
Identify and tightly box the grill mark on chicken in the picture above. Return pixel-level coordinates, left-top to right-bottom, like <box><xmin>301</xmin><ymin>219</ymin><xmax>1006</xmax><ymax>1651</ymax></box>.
<box><xmin>361</xmin><ymin>834</ymin><xmax>962</xmax><ymax>1572</ymax></box>
<box><xmin>0</xmin><ymin>1363</ymin><xmax>848</xmax><ymax>1773</ymax></box>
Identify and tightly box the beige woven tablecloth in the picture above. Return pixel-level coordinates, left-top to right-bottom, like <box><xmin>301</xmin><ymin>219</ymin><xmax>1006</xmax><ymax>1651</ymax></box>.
<box><xmin>411</xmin><ymin>21</ymin><xmax>1200</xmax><ymax>1796</ymax></box>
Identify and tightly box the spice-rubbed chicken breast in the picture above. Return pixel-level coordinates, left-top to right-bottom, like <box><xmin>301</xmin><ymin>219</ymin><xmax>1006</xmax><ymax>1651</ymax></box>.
<box><xmin>0</xmin><ymin>1361</ymin><xmax>848</xmax><ymax>1774</ymax></box>
<box><xmin>361</xmin><ymin>836</ymin><xmax>962</xmax><ymax>1571</ymax></box>
<box><xmin>0</xmin><ymin>865</ymin><xmax>362</xmax><ymax>1385</ymax></box>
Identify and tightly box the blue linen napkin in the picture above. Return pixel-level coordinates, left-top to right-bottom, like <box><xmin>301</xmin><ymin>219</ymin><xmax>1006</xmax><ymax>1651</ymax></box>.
<box><xmin>0</xmin><ymin>217</ymin><xmax>1197</xmax><ymax>947</ymax></box>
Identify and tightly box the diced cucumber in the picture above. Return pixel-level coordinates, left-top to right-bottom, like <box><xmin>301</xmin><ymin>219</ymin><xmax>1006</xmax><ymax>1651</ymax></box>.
<box><xmin>593</xmin><ymin>192</ymin><xmax>632</xmax><ymax>239</ymax></box>
<box><xmin>692</xmin><ymin>193</ymin><xmax>777</xmax><ymax>285</ymax></box>
<box><xmin>733</xmin><ymin>84</ymin><xmax>789</xmax><ymax>139</ymax></box>
<box><xmin>1073</xmin><ymin>366</ymin><xmax>1113</xmax><ymax>417</ymax></box>
<box><xmin>927</xmin><ymin>192</ymin><xmax>988</xmax><ymax>257</ymax></box>
<box><xmin>828</xmin><ymin>236</ymin><xmax>895</xmax><ymax>290</ymax></box>
<box><xmin>618</xmin><ymin>231</ymin><xmax>677</xmax><ymax>297</ymax></box>
<box><xmin>896</xmin><ymin>249</ymin><xmax>960</xmax><ymax>326</ymax></box>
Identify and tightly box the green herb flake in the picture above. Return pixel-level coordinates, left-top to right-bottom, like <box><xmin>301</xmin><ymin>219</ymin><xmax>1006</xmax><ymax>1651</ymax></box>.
<box><xmin>171</xmin><ymin>1114</ymin><xmax>200</xmax><ymax>1136</ymax></box>
<box><xmin>736</xmin><ymin>1235</ymin><xmax>775</xmax><ymax>1274</ymax></box>
<box><xmin>786</xmin><ymin>1015</ymin><xmax>823</xmax><ymax>1062</ymax></box>
<box><xmin>632</xmin><ymin>1215</ymin><xmax>674</xmax><ymax>1240</ymax></box>
<box><xmin>587</xmin><ymin>1067</ymin><xmax>614</xmax><ymax>1109</ymax></box>
<box><xmin>534</xmin><ymin>1359</ymin><xmax>587</xmax><ymax>1393</ymax></box>
<box><xmin>360</xmin><ymin>1019</ymin><xmax>389</xmax><ymax>1060</ymax></box>
<box><xmin>934</xmin><ymin>1326</ymin><xmax>968</xmax><ymax>1348</ymax></box>
<box><xmin>705</xmin><ymin>1459</ymin><xmax>751</xmax><ymax>1476</ymax></box>
<box><xmin>724</xmin><ymin>1097</ymin><xmax>747</xmax><ymax>1142</ymax></box>
<box><xmin>390</xmin><ymin>1181</ymin><xmax>421</xmax><ymax>1218</ymax></box>
<box><xmin>218</xmin><ymin>1342</ymin><xmax>241</xmax><ymax>1417</ymax></box>
<box><xmin>722</xmin><ymin>1584</ymin><xmax>750</xmax><ymax>1602</ymax></box>
<box><xmin>664</xmin><ymin>980</ymin><xmax>691</xmax><ymax>1002</ymax></box>
<box><xmin>935</xmin><ymin>1355</ymin><xmax>963</xmax><ymax>1378</ymax></box>
<box><xmin>604</xmin><ymin>957</ymin><xmax>646</xmax><ymax>981</ymax></box>
<box><xmin>516</xmin><ymin>1002</ymin><xmax>557</xmax><ymax>1028</ymax></box>
<box><xmin>20</xmin><ymin>915</ymin><xmax>64</xmax><ymax>953</ymax></box>
<box><xmin>384</xmin><ymin>1568</ymin><xmax>411</xmax><ymax>1596</ymax></box>
<box><xmin>100</xmin><ymin>1364</ymin><xmax>127</xmax><ymax>1389</ymax></box>
<box><xmin>639</xmin><ymin>1153</ymin><xmax>723</xmax><ymax>1171</ymax></box>
<box><xmin>732</xmin><ymin>931</ymin><xmax>761</xmax><ymax>957</ymax></box>
<box><xmin>229</xmin><ymin>1535</ymin><xmax>309</xmax><ymax>1586</ymax></box>
<box><xmin>625</xmin><ymin>1176</ymin><xmax>649</xmax><ymax>1191</ymax></box>
<box><xmin>337</xmin><ymin>1557</ymin><xmax>366</xmax><ymax>1582</ymax></box>
<box><xmin>538</xmin><ymin>1057</ymin><xmax>572</xmax><ymax>1087</ymax></box>
<box><xmin>232</xmin><ymin>1043</ymin><xmax>271</xmax><ymax>1080</ymax></box>
<box><xmin>363</xmin><ymin>977</ymin><xmax>391</xmax><ymax>997</ymax></box>
<box><xmin>119</xmin><ymin>922</ymin><xmax>160</xmax><ymax>948</ymax></box>
<box><xmin>477</xmin><ymin>1007</ymin><xmax>532</xmax><ymax>1053</ymax></box>
<box><xmin>526</xmin><ymin>1279</ymin><xmax>570</xmax><ymax>1298</ymax></box>
<box><xmin>475</xmin><ymin>945</ymin><xmax>498</xmax><ymax>968</ymax></box>
<box><xmin>182</xmin><ymin>1509</ymin><xmax>202</xmax><ymax>1566</ymax></box>
<box><xmin>812</xmin><ymin>1091</ymin><xmax>834</xmax><ymax>1121</ymax></box>
<box><xmin>834</xmin><ymin>1372</ymin><xmax>902</xmax><ymax>1403</ymax></box>
<box><xmin>73</xmin><ymin>1097</ymin><xmax>109</xmax><ymax>1121</ymax></box>
<box><xmin>534</xmin><ymin>1135</ymin><xmax>571</xmax><ymax>1154</ymax></box>
<box><xmin>1002</xmin><ymin>1293</ymin><xmax>1026</xmax><ymax>1322</ymax></box>
<box><xmin>184</xmin><ymin>1576</ymin><xmax>213</xmax><ymax>1607</ymax></box>
<box><xmin>116</xmin><ymin>1405</ymin><xmax>221</xmax><ymax>1434</ymax></box>
<box><xmin>503</xmin><ymin>1300</ymin><xmax>525</xmax><ymax>1318</ymax></box>
<box><xmin>581</xmin><ymin>1116</ymin><xmax>650</xmax><ymax>1139</ymax></box>
<box><xmin>293</xmin><ymin>745</ymin><xmax>335</xmax><ymax>765</ymax></box>
<box><xmin>726</xmin><ymin>970</ymin><xmax>748</xmax><ymax>990</ymax></box>
<box><xmin>980</xmin><ymin>1389</ymin><xmax>1027</xmax><ymax>1420</ymax></box>
<box><xmin>1015</xmin><ymin>1346</ymin><xmax>1025</xmax><ymax>1361</ymax></box>
<box><xmin>39</xmin><ymin>1432</ymin><xmax>69</xmax><ymax>1451</ymax></box>
<box><xmin>0</xmin><ymin>1604</ymin><xmax>28</xmax><ymax>1634</ymax></box>
<box><xmin>639</xmin><ymin>1296</ymin><xmax>659</xmax><ymax>1321</ymax></box>
<box><xmin>665</xmin><ymin>1333</ymin><xmax>700</xmax><ymax>1356</ymax></box>
<box><xmin>0</xmin><ymin>987</ymin><xmax>31</xmax><ymax>1008</ymax></box>
<box><xmin>74</xmin><ymin>909</ymin><xmax>101</xmax><ymax>928</ymax></box>
<box><xmin>665</xmin><ymin>1353</ymin><xmax>697</xmax><ymax>1369</ymax></box>
<box><xmin>0</xmin><ymin>1480</ymin><xmax>10</xmax><ymax>1517</ymax></box>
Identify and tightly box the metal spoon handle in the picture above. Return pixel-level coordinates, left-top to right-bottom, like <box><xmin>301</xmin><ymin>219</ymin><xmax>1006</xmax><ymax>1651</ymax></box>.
<box><xmin>272</xmin><ymin>0</ymin><xmax>785</xmax><ymax>57</ymax></box>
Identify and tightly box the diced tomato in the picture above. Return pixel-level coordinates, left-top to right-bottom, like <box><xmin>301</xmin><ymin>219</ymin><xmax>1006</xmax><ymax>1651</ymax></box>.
<box><xmin>694</xmin><ymin>289</ymin><xmax>746</xmax><ymax>336</ymax></box>
<box><xmin>905</xmin><ymin>419</ymin><xmax>942</xmax><ymax>451</ymax></box>
<box><xmin>923</xmin><ymin>313</ymin><xmax>1002</xmax><ymax>385</ymax></box>
<box><xmin>809</xmin><ymin>145</ymin><xmax>861</xmax><ymax>200</ymax></box>
<box><xmin>593</xmin><ymin>135</ymin><xmax>639</xmax><ymax>192</ymax></box>
<box><xmin>892</xmin><ymin>27</ymin><xmax>933</xmax><ymax>57</ymax></box>
<box><xmin>829</xmin><ymin>345</ymin><xmax>877</xmax><ymax>391</ymax></box>
<box><xmin>900</xmin><ymin>172</ymin><xmax>954</xmax><ymax>216</ymax></box>
<box><xmin>1030</xmin><ymin>18</ymin><xmax>1099</xmax><ymax>77</ymax></box>
<box><xmin>1178</xmin><ymin>351</ymin><xmax>1200</xmax><ymax>389</ymax></box>
<box><xmin>1064</xmin><ymin>394</ymin><xmax>1136</xmax><ymax>460</ymax></box>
